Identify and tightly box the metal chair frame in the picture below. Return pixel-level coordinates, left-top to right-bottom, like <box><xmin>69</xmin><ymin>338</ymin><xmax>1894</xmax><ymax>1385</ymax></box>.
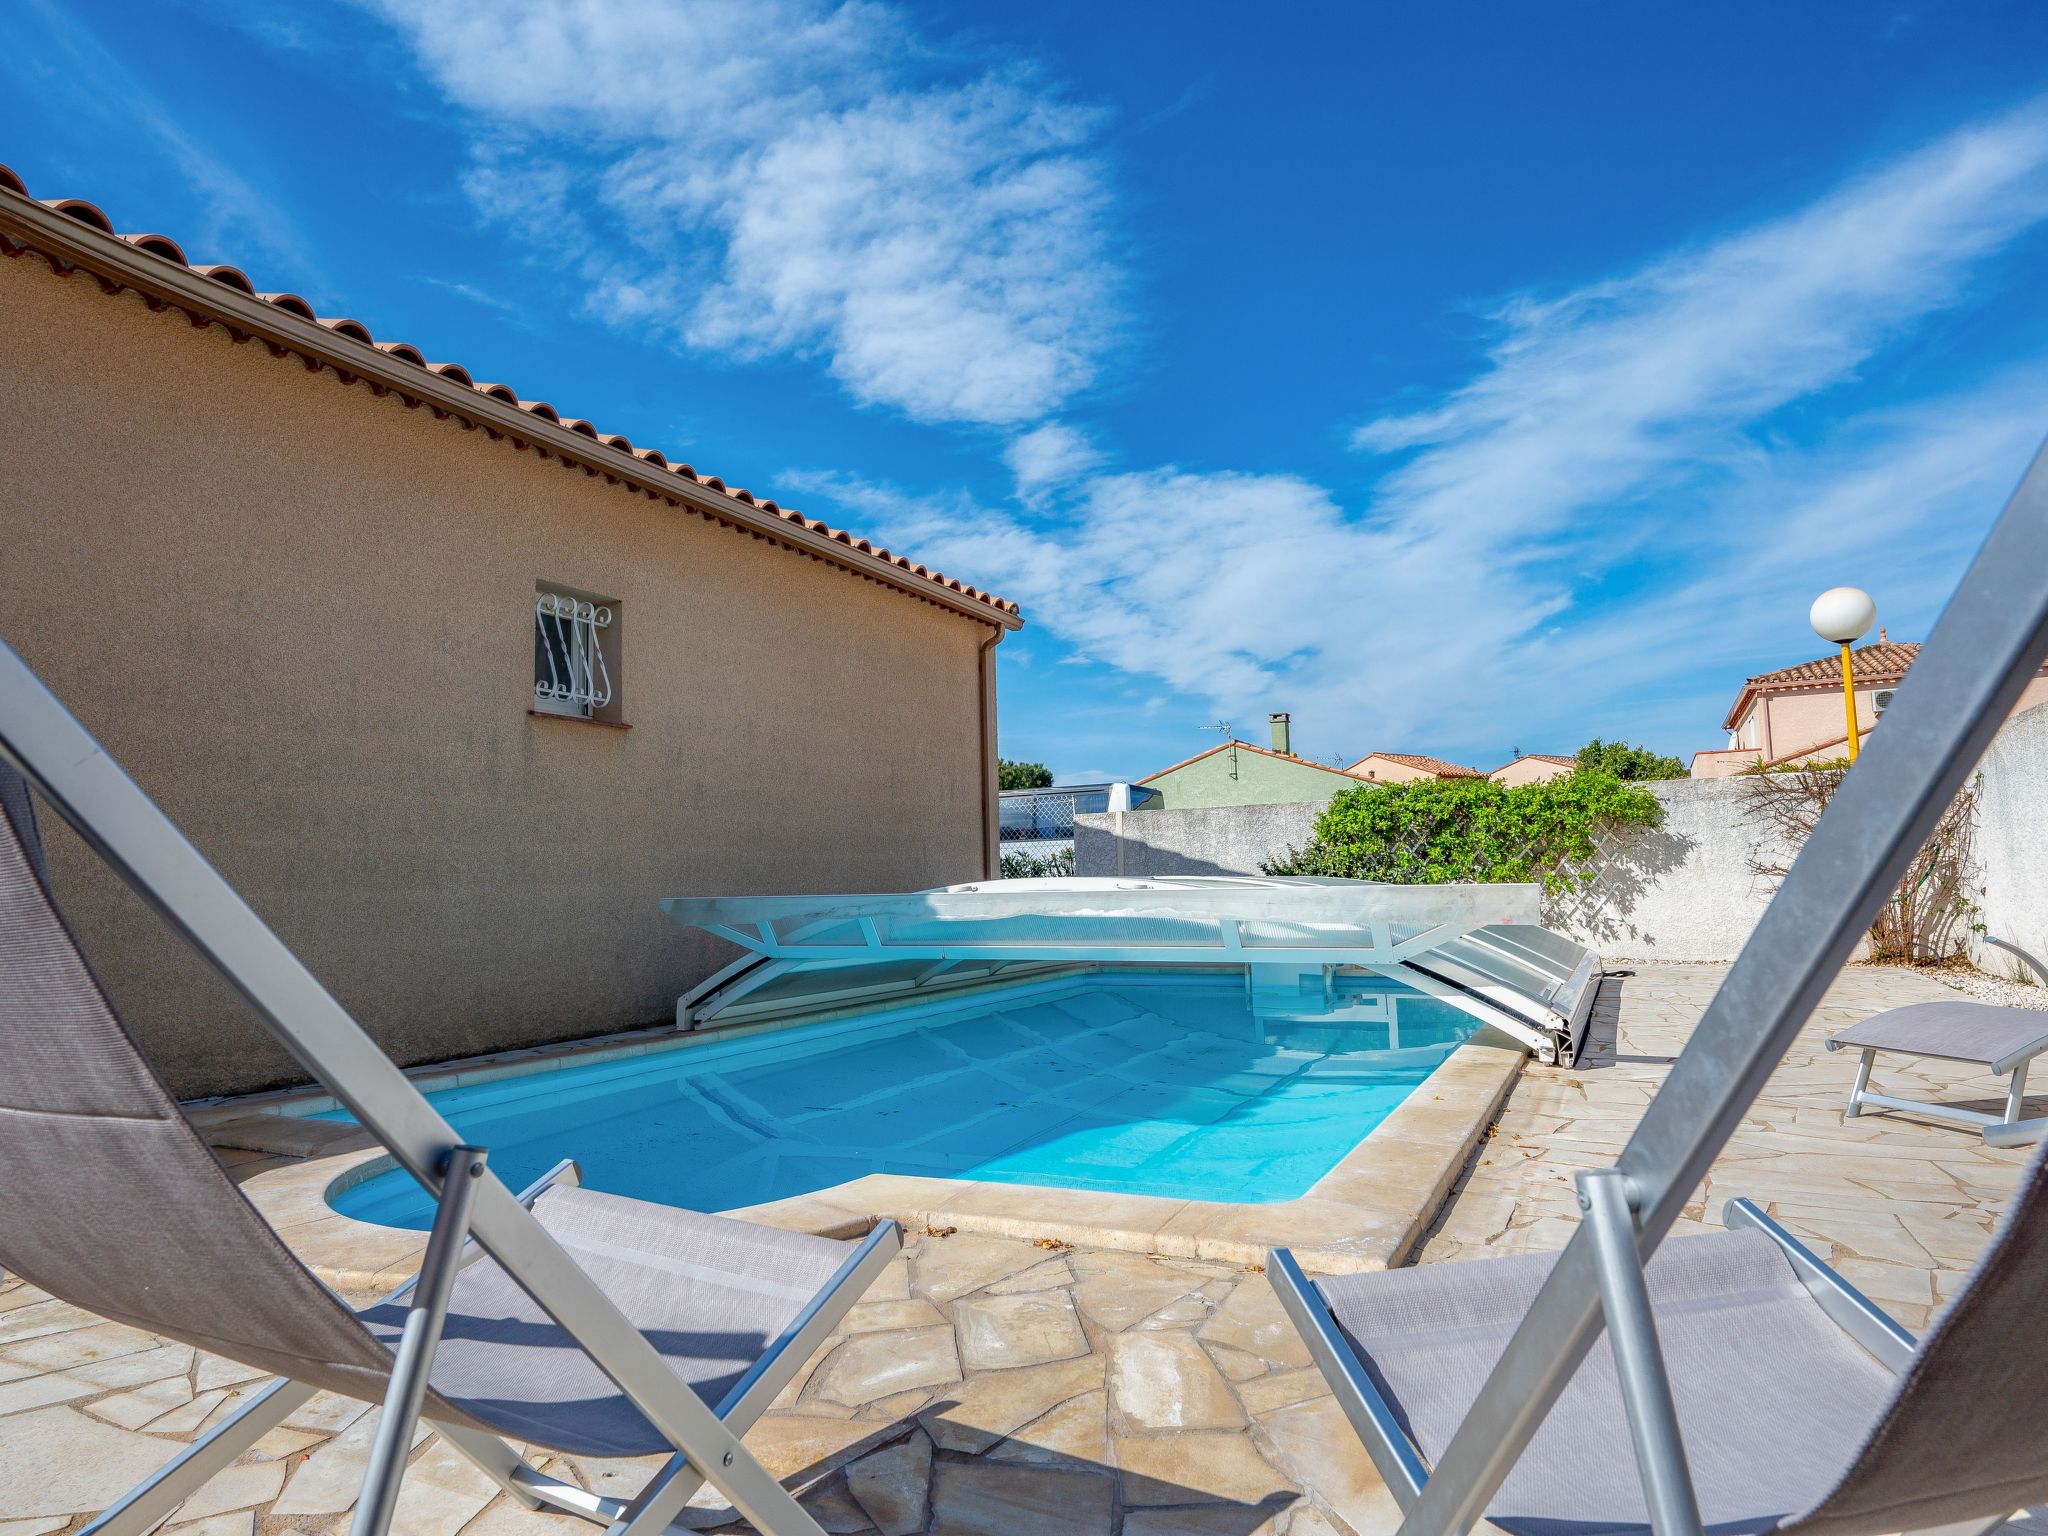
<box><xmin>1267</xmin><ymin>432</ymin><xmax>2048</xmax><ymax>1536</ymax></box>
<box><xmin>0</xmin><ymin>640</ymin><xmax>903</xmax><ymax>1536</ymax></box>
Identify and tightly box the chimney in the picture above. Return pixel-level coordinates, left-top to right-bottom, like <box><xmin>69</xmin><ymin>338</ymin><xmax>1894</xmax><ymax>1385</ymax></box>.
<box><xmin>1879</xmin><ymin>627</ymin><xmax>1887</xmax><ymax>643</ymax></box>
<box><xmin>1269</xmin><ymin>712</ymin><xmax>1291</xmax><ymax>756</ymax></box>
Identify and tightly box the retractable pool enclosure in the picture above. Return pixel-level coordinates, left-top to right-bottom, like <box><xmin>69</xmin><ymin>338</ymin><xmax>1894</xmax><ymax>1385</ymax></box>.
<box><xmin>663</xmin><ymin>875</ymin><xmax>1604</xmax><ymax>1066</ymax></box>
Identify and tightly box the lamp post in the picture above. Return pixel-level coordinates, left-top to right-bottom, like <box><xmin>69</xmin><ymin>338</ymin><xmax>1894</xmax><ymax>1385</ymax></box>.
<box><xmin>1809</xmin><ymin>586</ymin><xmax>1877</xmax><ymax>763</ymax></box>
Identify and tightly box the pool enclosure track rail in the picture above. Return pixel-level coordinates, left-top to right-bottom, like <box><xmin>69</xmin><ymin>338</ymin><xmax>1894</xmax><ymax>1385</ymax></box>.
<box><xmin>1376</xmin><ymin>435</ymin><xmax>2048</xmax><ymax>1535</ymax></box>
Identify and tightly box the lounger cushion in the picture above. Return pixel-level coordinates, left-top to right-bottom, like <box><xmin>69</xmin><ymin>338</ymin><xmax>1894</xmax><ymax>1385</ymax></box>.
<box><xmin>1829</xmin><ymin>1000</ymin><xmax>2048</xmax><ymax>1069</ymax></box>
<box><xmin>362</xmin><ymin>1184</ymin><xmax>857</xmax><ymax>1455</ymax></box>
<box><xmin>1315</xmin><ymin>1230</ymin><xmax>1895</xmax><ymax>1536</ymax></box>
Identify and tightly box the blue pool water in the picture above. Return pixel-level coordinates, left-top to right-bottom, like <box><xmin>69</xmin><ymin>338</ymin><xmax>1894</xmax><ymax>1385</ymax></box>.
<box><xmin>324</xmin><ymin>971</ymin><xmax>1474</xmax><ymax>1229</ymax></box>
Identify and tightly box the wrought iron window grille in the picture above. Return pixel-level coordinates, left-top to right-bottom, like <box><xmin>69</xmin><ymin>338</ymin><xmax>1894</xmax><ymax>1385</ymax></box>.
<box><xmin>533</xmin><ymin>593</ymin><xmax>613</xmax><ymax>718</ymax></box>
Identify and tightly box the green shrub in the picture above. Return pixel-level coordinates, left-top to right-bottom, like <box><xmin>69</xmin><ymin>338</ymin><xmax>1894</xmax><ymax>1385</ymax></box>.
<box><xmin>1001</xmin><ymin>846</ymin><xmax>1075</xmax><ymax>878</ymax></box>
<box><xmin>1572</xmin><ymin>737</ymin><xmax>1688</xmax><ymax>781</ymax></box>
<box><xmin>1263</xmin><ymin>771</ymin><xmax>1663</xmax><ymax>895</ymax></box>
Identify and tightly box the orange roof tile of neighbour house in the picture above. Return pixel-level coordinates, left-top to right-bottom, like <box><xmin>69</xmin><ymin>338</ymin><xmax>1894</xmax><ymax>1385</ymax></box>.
<box><xmin>1342</xmin><ymin>752</ymin><xmax>1485</xmax><ymax>778</ymax></box>
<box><xmin>0</xmin><ymin>162</ymin><xmax>1020</xmax><ymax>626</ymax></box>
<box><xmin>1720</xmin><ymin>642</ymin><xmax>1918</xmax><ymax>731</ymax></box>
<box><xmin>1517</xmin><ymin>753</ymin><xmax>1580</xmax><ymax>767</ymax></box>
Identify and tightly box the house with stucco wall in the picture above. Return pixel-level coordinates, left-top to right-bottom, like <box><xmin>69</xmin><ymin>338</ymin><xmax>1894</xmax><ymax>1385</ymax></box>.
<box><xmin>1691</xmin><ymin>637</ymin><xmax>2048</xmax><ymax>777</ymax></box>
<box><xmin>1136</xmin><ymin>739</ymin><xmax>1362</xmax><ymax>810</ymax></box>
<box><xmin>1343</xmin><ymin>752</ymin><xmax>1483</xmax><ymax>784</ymax></box>
<box><xmin>1488</xmin><ymin>754</ymin><xmax>1578</xmax><ymax>787</ymax></box>
<box><xmin>0</xmin><ymin>163</ymin><xmax>1021</xmax><ymax>1097</ymax></box>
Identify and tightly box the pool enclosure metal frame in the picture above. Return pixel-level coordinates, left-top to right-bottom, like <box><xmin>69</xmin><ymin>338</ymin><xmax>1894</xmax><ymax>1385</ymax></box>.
<box><xmin>664</xmin><ymin>876</ymin><xmax>1605</xmax><ymax>1064</ymax></box>
<box><xmin>1265</xmin><ymin>434</ymin><xmax>2048</xmax><ymax>1536</ymax></box>
<box><xmin>0</xmin><ymin>636</ymin><xmax>896</xmax><ymax>1536</ymax></box>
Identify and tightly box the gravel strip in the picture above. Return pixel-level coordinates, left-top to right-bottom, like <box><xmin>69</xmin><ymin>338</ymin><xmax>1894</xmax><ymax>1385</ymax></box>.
<box><xmin>1863</xmin><ymin>963</ymin><xmax>2048</xmax><ymax>1011</ymax></box>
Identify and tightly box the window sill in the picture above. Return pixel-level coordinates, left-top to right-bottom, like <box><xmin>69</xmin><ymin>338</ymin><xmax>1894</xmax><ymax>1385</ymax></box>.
<box><xmin>528</xmin><ymin>709</ymin><xmax>632</xmax><ymax>730</ymax></box>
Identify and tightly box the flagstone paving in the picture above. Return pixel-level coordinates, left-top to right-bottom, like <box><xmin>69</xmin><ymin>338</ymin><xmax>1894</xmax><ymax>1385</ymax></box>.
<box><xmin>0</xmin><ymin>962</ymin><xmax>2038</xmax><ymax>1535</ymax></box>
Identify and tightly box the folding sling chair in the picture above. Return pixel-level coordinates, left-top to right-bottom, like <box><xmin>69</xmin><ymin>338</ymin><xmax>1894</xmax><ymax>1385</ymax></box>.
<box><xmin>1267</xmin><ymin>431</ymin><xmax>2048</xmax><ymax>1536</ymax></box>
<box><xmin>1824</xmin><ymin>934</ymin><xmax>2048</xmax><ymax>1143</ymax></box>
<box><xmin>0</xmin><ymin>647</ymin><xmax>902</xmax><ymax>1536</ymax></box>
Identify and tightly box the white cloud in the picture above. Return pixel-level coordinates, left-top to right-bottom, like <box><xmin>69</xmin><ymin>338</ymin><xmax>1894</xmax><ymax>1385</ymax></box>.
<box><xmin>362</xmin><ymin>0</ymin><xmax>1119</xmax><ymax>426</ymax></box>
<box><xmin>1352</xmin><ymin>102</ymin><xmax>2048</xmax><ymax>542</ymax></box>
<box><xmin>806</xmin><ymin>104</ymin><xmax>2048</xmax><ymax>758</ymax></box>
<box><xmin>1004</xmin><ymin>423</ymin><xmax>1103</xmax><ymax>498</ymax></box>
<box><xmin>5</xmin><ymin>0</ymin><xmax>313</xmax><ymax>272</ymax></box>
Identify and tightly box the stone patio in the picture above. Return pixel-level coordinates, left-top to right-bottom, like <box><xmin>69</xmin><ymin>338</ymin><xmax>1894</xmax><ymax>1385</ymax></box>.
<box><xmin>1</xmin><ymin>962</ymin><xmax>2037</xmax><ymax>1536</ymax></box>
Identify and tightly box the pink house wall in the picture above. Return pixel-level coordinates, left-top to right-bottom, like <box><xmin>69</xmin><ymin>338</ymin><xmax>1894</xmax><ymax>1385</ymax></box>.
<box><xmin>1697</xmin><ymin>669</ymin><xmax>2048</xmax><ymax>777</ymax></box>
<box><xmin>1347</xmin><ymin>755</ymin><xmax>1440</xmax><ymax>783</ymax></box>
<box><xmin>1488</xmin><ymin>757</ymin><xmax>1574</xmax><ymax>787</ymax></box>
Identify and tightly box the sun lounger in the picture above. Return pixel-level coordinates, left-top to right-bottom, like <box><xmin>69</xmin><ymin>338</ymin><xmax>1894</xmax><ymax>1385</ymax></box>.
<box><xmin>1272</xmin><ymin>1148</ymin><xmax>2048</xmax><ymax>1535</ymax></box>
<box><xmin>0</xmin><ymin>644</ymin><xmax>899</xmax><ymax>1536</ymax></box>
<box><xmin>1824</xmin><ymin>941</ymin><xmax>2048</xmax><ymax>1141</ymax></box>
<box><xmin>1267</xmin><ymin>438</ymin><xmax>2048</xmax><ymax>1534</ymax></box>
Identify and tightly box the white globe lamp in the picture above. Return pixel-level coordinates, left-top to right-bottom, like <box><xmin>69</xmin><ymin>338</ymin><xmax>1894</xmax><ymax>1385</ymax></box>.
<box><xmin>1809</xmin><ymin>587</ymin><xmax>1877</xmax><ymax>762</ymax></box>
<box><xmin>1809</xmin><ymin>587</ymin><xmax>1876</xmax><ymax>647</ymax></box>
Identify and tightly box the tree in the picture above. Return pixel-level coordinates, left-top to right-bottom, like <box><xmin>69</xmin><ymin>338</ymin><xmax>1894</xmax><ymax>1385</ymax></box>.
<box><xmin>1572</xmin><ymin>737</ymin><xmax>1687</xmax><ymax>781</ymax></box>
<box><xmin>999</xmin><ymin>759</ymin><xmax>1054</xmax><ymax>790</ymax></box>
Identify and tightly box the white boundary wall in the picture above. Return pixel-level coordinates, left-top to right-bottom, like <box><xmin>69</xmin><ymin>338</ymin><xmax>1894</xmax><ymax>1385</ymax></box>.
<box><xmin>1074</xmin><ymin>801</ymin><xmax>1325</xmax><ymax>880</ymax></box>
<box><xmin>1079</xmin><ymin>701</ymin><xmax>2048</xmax><ymax>965</ymax></box>
<box><xmin>1975</xmin><ymin>701</ymin><xmax>2048</xmax><ymax>976</ymax></box>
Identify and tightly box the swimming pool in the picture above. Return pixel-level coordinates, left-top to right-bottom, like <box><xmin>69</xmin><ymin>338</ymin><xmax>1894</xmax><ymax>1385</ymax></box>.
<box><xmin>325</xmin><ymin>970</ymin><xmax>1478</xmax><ymax>1230</ymax></box>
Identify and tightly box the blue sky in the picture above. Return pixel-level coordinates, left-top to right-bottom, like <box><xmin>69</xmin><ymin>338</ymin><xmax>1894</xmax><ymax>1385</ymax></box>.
<box><xmin>8</xmin><ymin>2</ymin><xmax>2048</xmax><ymax>780</ymax></box>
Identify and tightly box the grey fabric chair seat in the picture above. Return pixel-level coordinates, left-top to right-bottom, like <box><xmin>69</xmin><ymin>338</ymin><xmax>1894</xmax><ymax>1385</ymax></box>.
<box><xmin>363</xmin><ymin>1185</ymin><xmax>853</xmax><ymax>1456</ymax></box>
<box><xmin>1829</xmin><ymin>1001</ymin><xmax>2048</xmax><ymax>1068</ymax></box>
<box><xmin>1317</xmin><ymin>1230</ymin><xmax>1897</xmax><ymax>1536</ymax></box>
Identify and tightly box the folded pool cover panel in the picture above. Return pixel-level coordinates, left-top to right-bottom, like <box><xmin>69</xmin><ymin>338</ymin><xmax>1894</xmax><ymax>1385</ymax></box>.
<box><xmin>662</xmin><ymin>876</ymin><xmax>1603</xmax><ymax>1065</ymax></box>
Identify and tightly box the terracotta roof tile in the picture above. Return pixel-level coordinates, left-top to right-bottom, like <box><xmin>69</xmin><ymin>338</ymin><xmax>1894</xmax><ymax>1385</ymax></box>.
<box><xmin>258</xmin><ymin>291</ymin><xmax>316</xmax><ymax>320</ymax></box>
<box><xmin>45</xmin><ymin>196</ymin><xmax>113</xmax><ymax>234</ymax></box>
<box><xmin>0</xmin><ymin>160</ymin><xmax>1019</xmax><ymax>620</ymax></box>
<box><xmin>1721</xmin><ymin>641</ymin><xmax>1919</xmax><ymax>730</ymax></box>
<box><xmin>1345</xmin><ymin>752</ymin><xmax>1484</xmax><ymax>778</ymax></box>
<box><xmin>122</xmin><ymin>233</ymin><xmax>187</xmax><ymax>264</ymax></box>
<box><xmin>195</xmin><ymin>264</ymin><xmax>257</xmax><ymax>296</ymax></box>
<box><xmin>1746</xmin><ymin>640</ymin><xmax>1919</xmax><ymax>688</ymax></box>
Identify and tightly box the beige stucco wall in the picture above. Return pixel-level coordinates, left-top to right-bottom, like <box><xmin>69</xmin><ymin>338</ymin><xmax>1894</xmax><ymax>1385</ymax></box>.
<box><xmin>0</xmin><ymin>253</ymin><xmax>999</xmax><ymax>1098</ymax></box>
<box><xmin>1487</xmin><ymin>758</ymin><xmax>1573</xmax><ymax>787</ymax></box>
<box><xmin>1346</xmin><ymin>755</ymin><xmax>1436</xmax><ymax>784</ymax></box>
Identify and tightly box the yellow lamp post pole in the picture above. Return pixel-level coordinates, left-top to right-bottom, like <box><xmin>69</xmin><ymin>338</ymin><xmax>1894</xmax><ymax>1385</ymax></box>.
<box><xmin>1810</xmin><ymin>587</ymin><xmax>1877</xmax><ymax>765</ymax></box>
<box><xmin>1837</xmin><ymin>642</ymin><xmax>1860</xmax><ymax>763</ymax></box>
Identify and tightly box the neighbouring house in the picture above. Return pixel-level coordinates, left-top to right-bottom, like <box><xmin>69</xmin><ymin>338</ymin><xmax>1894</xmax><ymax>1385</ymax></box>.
<box><xmin>1691</xmin><ymin>636</ymin><xmax>2048</xmax><ymax>777</ymax></box>
<box><xmin>1138</xmin><ymin>714</ymin><xmax>1363</xmax><ymax>809</ymax></box>
<box><xmin>0</xmin><ymin>164</ymin><xmax>1022</xmax><ymax>1097</ymax></box>
<box><xmin>1488</xmin><ymin>754</ymin><xmax>1578</xmax><ymax>787</ymax></box>
<box><xmin>1343</xmin><ymin>752</ymin><xmax>1484</xmax><ymax>783</ymax></box>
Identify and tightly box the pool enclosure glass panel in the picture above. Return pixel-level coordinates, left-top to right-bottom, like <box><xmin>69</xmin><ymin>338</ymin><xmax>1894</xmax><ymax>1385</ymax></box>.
<box><xmin>664</xmin><ymin>876</ymin><xmax>1604</xmax><ymax>1065</ymax></box>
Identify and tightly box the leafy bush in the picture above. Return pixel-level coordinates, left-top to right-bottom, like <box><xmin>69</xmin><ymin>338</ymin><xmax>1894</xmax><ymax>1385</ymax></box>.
<box><xmin>1572</xmin><ymin>737</ymin><xmax>1688</xmax><ymax>781</ymax></box>
<box><xmin>999</xmin><ymin>759</ymin><xmax>1054</xmax><ymax>790</ymax></box>
<box><xmin>1263</xmin><ymin>771</ymin><xmax>1663</xmax><ymax>895</ymax></box>
<box><xmin>1001</xmin><ymin>846</ymin><xmax>1075</xmax><ymax>878</ymax></box>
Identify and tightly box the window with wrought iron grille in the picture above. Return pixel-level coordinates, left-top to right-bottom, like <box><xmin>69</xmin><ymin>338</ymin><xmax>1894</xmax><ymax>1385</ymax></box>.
<box><xmin>532</xmin><ymin>585</ymin><xmax>622</xmax><ymax>722</ymax></box>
